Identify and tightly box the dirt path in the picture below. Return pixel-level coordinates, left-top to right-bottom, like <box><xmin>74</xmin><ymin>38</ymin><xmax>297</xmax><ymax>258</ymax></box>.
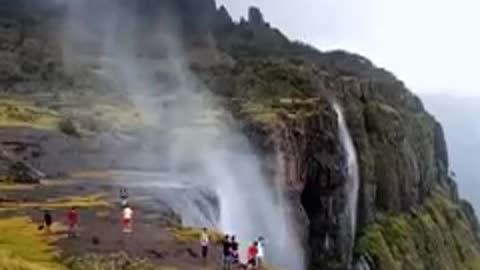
<box><xmin>0</xmin><ymin>175</ymin><xmax>227</xmax><ymax>270</ymax></box>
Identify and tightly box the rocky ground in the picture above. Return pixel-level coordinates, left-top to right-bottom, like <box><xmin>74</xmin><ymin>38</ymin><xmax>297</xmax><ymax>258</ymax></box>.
<box><xmin>0</xmin><ymin>173</ymin><xmax>230</xmax><ymax>270</ymax></box>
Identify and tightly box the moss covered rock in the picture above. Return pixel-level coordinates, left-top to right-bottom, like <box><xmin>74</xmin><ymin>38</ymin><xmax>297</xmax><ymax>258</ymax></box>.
<box><xmin>357</xmin><ymin>190</ymin><xmax>480</xmax><ymax>270</ymax></box>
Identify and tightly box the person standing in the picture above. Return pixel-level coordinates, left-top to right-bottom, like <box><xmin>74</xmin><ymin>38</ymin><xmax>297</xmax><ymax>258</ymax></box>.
<box><xmin>256</xmin><ymin>236</ymin><xmax>265</xmax><ymax>267</ymax></box>
<box><xmin>67</xmin><ymin>207</ymin><xmax>79</xmax><ymax>238</ymax></box>
<box><xmin>222</xmin><ymin>234</ymin><xmax>231</xmax><ymax>269</ymax></box>
<box><xmin>230</xmin><ymin>235</ymin><xmax>239</xmax><ymax>265</ymax></box>
<box><xmin>43</xmin><ymin>210</ymin><xmax>52</xmax><ymax>234</ymax></box>
<box><xmin>120</xmin><ymin>188</ymin><xmax>128</xmax><ymax>208</ymax></box>
<box><xmin>247</xmin><ymin>241</ymin><xmax>258</xmax><ymax>269</ymax></box>
<box><xmin>200</xmin><ymin>228</ymin><xmax>210</xmax><ymax>262</ymax></box>
<box><xmin>122</xmin><ymin>204</ymin><xmax>133</xmax><ymax>233</ymax></box>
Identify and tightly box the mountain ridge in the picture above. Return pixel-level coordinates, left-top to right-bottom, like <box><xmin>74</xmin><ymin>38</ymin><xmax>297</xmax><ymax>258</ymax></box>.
<box><xmin>0</xmin><ymin>1</ymin><xmax>478</xmax><ymax>270</ymax></box>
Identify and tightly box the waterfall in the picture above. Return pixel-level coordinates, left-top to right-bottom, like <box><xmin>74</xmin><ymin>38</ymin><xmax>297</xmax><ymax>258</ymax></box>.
<box><xmin>60</xmin><ymin>3</ymin><xmax>305</xmax><ymax>270</ymax></box>
<box><xmin>332</xmin><ymin>102</ymin><xmax>360</xmax><ymax>257</ymax></box>
<box><xmin>353</xmin><ymin>257</ymin><xmax>372</xmax><ymax>270</ymax></box>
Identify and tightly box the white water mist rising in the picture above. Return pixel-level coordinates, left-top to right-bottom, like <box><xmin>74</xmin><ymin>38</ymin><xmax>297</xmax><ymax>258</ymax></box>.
<box><xmin>353</xmin><ymin>257</ymin><xmax>372</xmax><ymax>270</ymax></box>
<box><xmin>63</xmin><ymin>2</ymin><xmax>304</xmax><ymax>270</ymax></box>
<box><xmin>333</xmin><ymin>103</ymin><xmax>360</xmax><ymax>252</ymax></box>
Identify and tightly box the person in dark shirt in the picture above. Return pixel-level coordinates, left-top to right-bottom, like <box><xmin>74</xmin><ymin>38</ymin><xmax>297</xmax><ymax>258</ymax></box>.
<box><xmin>43</xmin><ymin>210</ymin><xmax>52</xmax><ymax>234</ymax></box>
<box><xmin>200</xmin><ymin>228</ymin><xmax>209</xmax><ymax>261</ymax></box>
<box><xmin>230</xmin><ymin>235</ymin><xmax>239</xmax><ymax>264</ymax></box>
<box><xmin>120</xmin><ymin>188</ymin><xmax>128</xmax><ymax>208</ymax></box>
<box><xmin>222</xmin><ymin>234</ymin><xmax>231</xmax><ymax>269</ymax></box>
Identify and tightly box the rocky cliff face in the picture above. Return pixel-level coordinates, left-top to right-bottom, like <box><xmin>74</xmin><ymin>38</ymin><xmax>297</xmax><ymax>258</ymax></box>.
<box><xmin>0</xmin><ymin>1</ymin><xmax>478</xmax><ymax>270</ymax></box>
<box><xmin>214</xmin><ymin>58</ymin><xmax>473</xmax><ymax>270</ymax></box>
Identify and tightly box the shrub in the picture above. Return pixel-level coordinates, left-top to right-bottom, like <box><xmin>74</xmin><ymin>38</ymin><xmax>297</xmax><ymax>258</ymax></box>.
<box><xmin>58</xmin><ymin>117</ymin><xmax>80</xmax><ymax>137</ymax></box>
<box><xmin>0</xmin><ymin>217</ymin><xmax>64</xmax><ymax>270</ymax></box>
<box><xmin>169</xmin><ymin>225</ymin><xmax>223</xmax><ymax>244</ymax></box>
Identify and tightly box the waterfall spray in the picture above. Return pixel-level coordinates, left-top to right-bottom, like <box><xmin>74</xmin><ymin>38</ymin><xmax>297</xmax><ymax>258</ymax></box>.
<box><xmin>354</xmin><ymin>257</ymin><xmax>372</xmax><ymax>270</ymax></box>
<box><xmin>332</xmin><ymin>102</ymin><xmax>360</xmax><ymax>261</ymax></box>
<box><xmin>62</xmin><ymin>2</ymin><xmax>305</xmax><ymax>270</ymax></box>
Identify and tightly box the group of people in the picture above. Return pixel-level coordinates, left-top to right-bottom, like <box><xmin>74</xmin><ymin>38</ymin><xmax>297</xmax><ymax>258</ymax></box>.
<box><xmin>42</xmin><ymin>188</ymin><xmax>268</xmax><ymax>269</ymax></box>
<box><xmin>120</xmin><ymin>188</ymin><xmax>134</xmax><ymax>233</ymax></box>
<box><xmin>42</xmin><ymin>207</ymin><xmax>79</xmax><ymax>238</ymax></box>
<box><xmin>41</xmin><ymin>188</ymin><xmax>133</xmax><ymax>237</ymax></box>
<box><xmin>200</xmin><ymin>228</ymin><xmax>266</xmax><ymax>269</ymax></box>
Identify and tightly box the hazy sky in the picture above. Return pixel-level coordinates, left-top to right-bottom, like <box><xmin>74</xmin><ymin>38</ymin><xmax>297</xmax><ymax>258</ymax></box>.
<box><xmin>217</xmin><ymin>0</ymin><xmax>480</xmax><ymax>96</ymax></box>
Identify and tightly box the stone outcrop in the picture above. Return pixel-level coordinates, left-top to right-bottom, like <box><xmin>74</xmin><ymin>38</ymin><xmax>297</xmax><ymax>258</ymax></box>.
<box><xmin>0</xmin><ymin>147</ymin><xmax>44</xmax><ymax>183</ymax></box>
<box><xmin>248</xmin><ymin>7</ymin><xmax>266</xmax><ymax>27</ymax></box>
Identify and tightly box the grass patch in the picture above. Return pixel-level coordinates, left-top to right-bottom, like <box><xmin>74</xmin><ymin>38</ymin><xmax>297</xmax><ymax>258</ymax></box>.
<box><xmin>0</xmin><ymin>249</ymin><xmax>55</xmax><ymax>270</ymax></box>
<box><xmin>0</xmin><ymin>217</ymin><xmax>65</xmax><ymax>270</ymax></box>
<box><xmin>0</xmin><ymin>100</ymin><xmax>58</xmax><ymax>130</ymax></box>
<box><xmin>95</xmin><ymin>210</ymin><xmax>110</xmax><ymax>219</ymax></box>
<box><xmin>85</xmin><ymin>104</ymin><xmax>150</xmax><ymax>131</ymax></box>
<box><xmin>45</xmin><ymin>194</ymin><xmax>110</xmax><ymax>209</ymax></box>
<box><xmin>0</xmin><ymin>183</ymin><xmax>36</xmax><ymax>191</ymax></box>
<box><xmin>39</xmin><ymin>180</ymin><xmax>77</xmax><ymax>187</ymax></box>
<box><xmin>53</xmin><ymin>91</ymin><xmax>153</xmax><ymax>134</ymax></box>
<box><xmin>0</xmin><ymin>93</ymin><xmax>150</xmax><ymax>134</ymax></box>
<box><xmin>69</xmin><ymin>171</ymin><xmax>113</xmax><ymax>180</ymax></box>
<box><xmin>235</xmin><ymin>97</ymin><xmax>325</xmax><ymax>126</ymax></box>
<box><xmin>169</xmin><ymin>225</ymin><xmax>223</xmax><ymax>244</ymax></box>
<box><xmin>65</xmin><ymin>253</ymin><xmax>176</xmax><ymax>270</ymax></box>
<box><xmin>0</xmin><ymin>194</ymin><xmax>110</xmax><ymax>212</ymax></box>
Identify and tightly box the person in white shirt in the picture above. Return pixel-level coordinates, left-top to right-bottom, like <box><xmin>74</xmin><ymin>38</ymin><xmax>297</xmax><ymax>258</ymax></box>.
<box><xmin>200</xmin><ymin>228</ymin><xmax>210</xmax><ymax>261</ymax></box>
<box><xmin>257</xmin><ymin>236</ymin><xmax>265</xmax><ymax>266</ymax></box>
<box><xmin>122</xmin><ymin>205</ymin><xmax>133</xmax><ymax>233</ymax></box>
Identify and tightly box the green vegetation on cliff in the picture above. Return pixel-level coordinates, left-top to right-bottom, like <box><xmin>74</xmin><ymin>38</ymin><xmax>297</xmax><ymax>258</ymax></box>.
<box><xmin>0</xmin><ymin>217</ymin><xmax>65</xmax><ymax>270</ymax></box>
<box><xmin>0</xmin><ymin>194</ymin><xmax>109</xmax><ymax>212</ymax></box>
<box><xmin>168</xmin><ymin>225</ymin><xmax>223</xmax><ymax>244</ymax></box>
<box><xmin>362</xmin><ymin>101</ymin><xmax>442</xmax><ymax>211</ymax></box>
<box><xmin>358</xmin><ymin>190</ymin><xmax>480</xmax><ymax>270</ymax></box>
<box><xmin>0</xmin><ymin>100</ymin><xmax>58</xmax><ymax>130</ymax></box>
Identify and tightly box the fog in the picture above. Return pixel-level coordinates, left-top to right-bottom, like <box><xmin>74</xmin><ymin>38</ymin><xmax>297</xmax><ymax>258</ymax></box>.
<box><xmin>61</xmin><ymin>1</ymin><xmax>304</xmax><ymax>269</ymax></box>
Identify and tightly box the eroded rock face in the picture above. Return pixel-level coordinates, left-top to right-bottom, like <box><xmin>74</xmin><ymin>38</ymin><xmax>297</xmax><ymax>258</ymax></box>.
<box><xmin>219</xmin><ymin>56</ymin><xmax>468</xmax><ymax>269</ymax></box>
<box><xmin>237</xmin><ymin>99</ymin><xmax>354</xmax><ymax>269</ymax></box>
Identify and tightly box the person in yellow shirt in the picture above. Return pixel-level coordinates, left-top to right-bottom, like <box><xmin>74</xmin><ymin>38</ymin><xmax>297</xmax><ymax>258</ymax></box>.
<box><xmin>200</xmin><ymin>228</ymin><xmax>210</xmax><ymax>261</ymax></box>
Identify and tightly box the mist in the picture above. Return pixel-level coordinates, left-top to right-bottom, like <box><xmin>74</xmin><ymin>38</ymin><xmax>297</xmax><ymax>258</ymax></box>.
<box><xmin>60</xmin><ymin>1</ymin><xmax>304</xmax><ymax>269</ymax></box>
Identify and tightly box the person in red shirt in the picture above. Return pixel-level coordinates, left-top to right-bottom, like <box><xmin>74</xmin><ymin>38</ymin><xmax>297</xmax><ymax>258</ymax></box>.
<box><xmin>67</xmin><ymin>207</ymin><xmax>79</xmax><ymax>238</ymax></box>
<box><xmin>247</xmin><ymin>241</ymin><xmax>258</xmax><ymax>269</ymax></box>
